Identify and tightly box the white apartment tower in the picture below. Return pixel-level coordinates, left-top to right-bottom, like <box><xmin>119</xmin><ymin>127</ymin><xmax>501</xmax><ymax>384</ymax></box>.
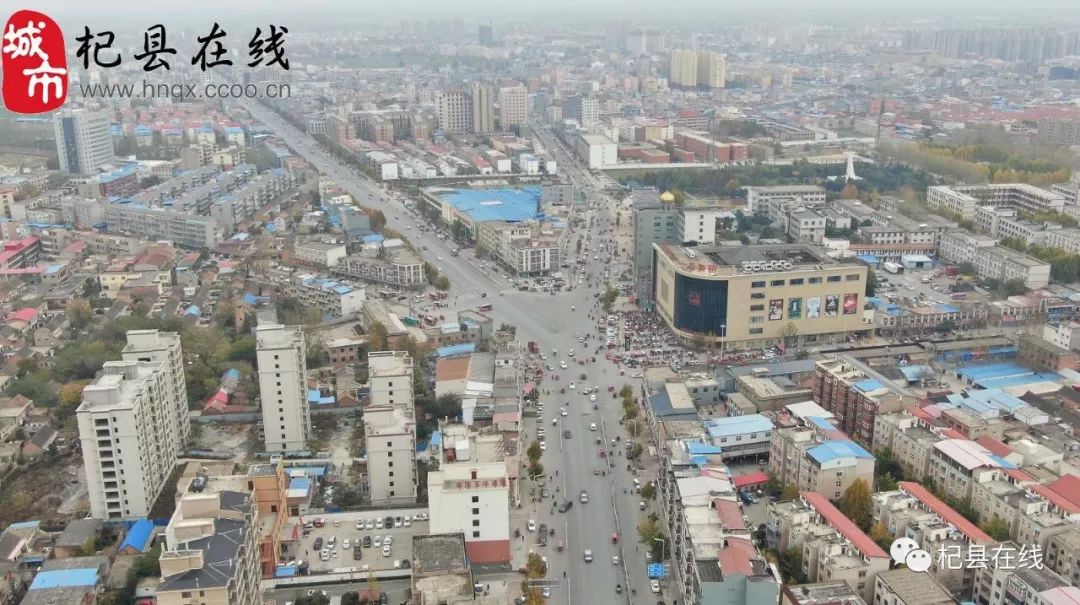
<box><xmin>257</xmin><ymin>324</ymin><xmax>309</xmax><ymax>452</ymax></box>
<box><xmin>53</xmin><ymin>108</ymin><xmax>115</xmax><ymax>175</ymax></box>
<box><xmin>122</xmin><ymin>329</ymin><xmax>189</xmax><ymax>452</ymax></box>
<box><xmin>471</xmin><ymin>83</ymin><xmax>495</xmax><ymax>134</ymax></box>
<box><xmin>365</xmin><ymin>351</ymin><xmax>418</xmax><ymax>504</ymax></box>
<box><xmin>78</xmin><ymin>359</ymin><xmax>182</xmax><ymax>519</ymax></box>
<box><xmin>436</xmin><ymin>90</ymin><xmax>472</xmax><ymax>134</ymax></box>
<box><xmin>497</xmin><ymin>86</ymin><xmax>528</xmax><ymax>130</ymax></box>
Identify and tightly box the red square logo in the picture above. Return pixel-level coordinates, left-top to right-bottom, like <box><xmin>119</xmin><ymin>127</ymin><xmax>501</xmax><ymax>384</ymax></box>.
<box><xmin>2</xmin><ymin>10</ymin><xmax>68</xmax><ymax>114</ymax></box>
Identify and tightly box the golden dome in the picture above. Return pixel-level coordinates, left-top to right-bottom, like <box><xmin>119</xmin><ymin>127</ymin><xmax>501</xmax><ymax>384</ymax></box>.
<box><xmin>659</xmin><ymin>191</ymin><xmax>676</xmax><ymax>202</ymax></box>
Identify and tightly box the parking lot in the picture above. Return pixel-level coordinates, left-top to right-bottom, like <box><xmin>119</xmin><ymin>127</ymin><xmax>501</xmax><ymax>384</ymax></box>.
<box><xmin>298</xmin><ymin>509</ymin><xmax>429</xmax><ymax>574</ymax></box>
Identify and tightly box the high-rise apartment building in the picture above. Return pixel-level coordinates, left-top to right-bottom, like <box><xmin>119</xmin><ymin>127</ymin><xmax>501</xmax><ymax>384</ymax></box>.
<box><xmin>670</xmin><ymin>50</ymin><xmax>725</xmax><ymax>88</ymax></box>
<box><xmin>78</xmin><ymin>356</ymin><xmax>185</xmax><ymax>519</ymax></box>
<box><xmin>365</xmin><ymin>351</ymin><xmax>418</xmax><ymax>504</ymax></box>
<box><xmin>497</xmin><ymin>86</ymin><xmax>528</xmax><ymax>130</ymax></box>
<box><xmin>122</xmin><ymin>329</ymin><xmax>189</xmax><ymax>454</ymax></box>
<box><xmin>436</xmin><ymin>90</ymin><xmax>472</xmax><ymax>134</ymax></box>
<box><xmin>53</xmin><ymin>108</ymin><xmax>115</xmax><ymax>175</ymax></box>
<box><xmin>478</xmin><ymin>25</ymin><xmax>494</xmax><ymax>46</ymax></box>
<box><xmin>256</xmin><ymin>325</ymin><xmax>309</xmax><ymax>452</ymax></box>
<box><xmin>697</xmin><ymin>51</ymin><xmax>726</xmax><ymax>88</ymax></box>
<box><xmin>562</xmin><ymin>95</ymin><xmax>599</xmax><ymax>128</ymax></box>
<box><xmin>632</xmin><ymin>189</ymin><xmax>680</xmax><ymax>305</ymax></box>
<box><xmin>669</xmin><ymin>49</ymin><xmax>698</xmax><ymax>88</ymax></box>
<box><xmin>471</xmin><ymin>83</ymin><xmax>495</xmax><ymax>134</ymax></box>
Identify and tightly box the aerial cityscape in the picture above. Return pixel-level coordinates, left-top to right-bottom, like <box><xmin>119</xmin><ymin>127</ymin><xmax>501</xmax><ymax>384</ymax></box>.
<box><xmin>4</xmin><ymin>2</ymin><xmax>1080</xmax><ymax>604</ymax></box>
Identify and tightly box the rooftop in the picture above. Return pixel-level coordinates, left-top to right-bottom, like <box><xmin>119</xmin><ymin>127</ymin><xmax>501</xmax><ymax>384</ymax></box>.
<box><xmin>806</xmin><ymin>440</ymin><xmax>873</xmax><ymax>465</ymax></box>
<box><xmin>159</xmin><ymin>517</ymin><xmax>249</xmax><ymax>591</ymax></box>
<box><xmin>411</xmin><ymin>533</ymin><xmax>469</xmax><ymax>577</ymax></box>
<box><xmin>801</xmin><ymin>491</ymin><xmax>888</xmax><ymax>559</ymax></box>
<box><xmin>897</xmin><ymin>482</ymin><xmax>993</xmax><ymax>543</ymax></box>
<box><xmin>705</xmin><ymin>414</ymin><xmax>774</xmax><ymax>438</ymax></box>
<box><xmin>876</xmin><ymin>568</ymin><xmax>955</xmax><ymax>605</ymax></box>
<box><xmin>433</xmin><ymin>186</ymin><xmax>541</xmax><ymax>224</ymax></box>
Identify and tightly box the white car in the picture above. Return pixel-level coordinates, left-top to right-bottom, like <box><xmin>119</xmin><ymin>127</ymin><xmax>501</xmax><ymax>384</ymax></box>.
<box><xmin>540</xmin><ymin>441</ymin><xmax>547</xmax><ymax>451</ymax></box>
<box><xmin>528</xmin><ymin>519</ymin><xmax>537</xmax><ymax>532</ymax></box>
<box><xmin>414</xmin><ymin>512</ymin><xmax>429</xmax><ymax>521</ymax></box>
<box><xmin>403</xmin><ymin>517</ymin><xmax>412</xmax><ymax>527</ymax></box>
<box><xmin>382</xmin><ymin>545</ymin><xmax>391</xmax><ymax>557</ymax></box>
<box><xmin>342</xmin><ymin>538</ymin><xmax>350</xmax><ymax>549</ymax></box>
<box><xmin>559</xmin><ymin>361</ymin><xmax>568</xmax><ymax>369</ymax></box>
<box><xmin>590</xmin><ymin>394</ymin><xmax>597</xmax><ymax>402</ymax></box>
<box><xmin>569</xmin><ymin>382</ymin><xmax>576</xmax><ymax>390</ymax></box>
<box><xmin>384</xmin><ymin>536</ymin><xmax>393</xmax><ymax>546</ymax></box>
<box><xmin>651</xmin><ymin>580</ymin><xmax>661</xmax><ymax>593</ymax></box>
<box><xmin>373</xmin><ymin>536</ymin><xmax>382</xmax><ymax>547</ymax></box>
<box><xmin>560</xmin><ymin>408</ymin><xmax>568</xmax><ymax>416</ymax></box>
<box><xmin>590</xmin><ymin>422</ymin><xmax>597</xmax><ymax>431</ymax></box>
<box><xmin>568</xmin><ymin>349</ymin><xmax>575</xmax><ymax>357</ymax></box>
<box><xmin>365</xmin><ymin>519</ymin><xmax>374</xmax><ymax>529</ymax></box>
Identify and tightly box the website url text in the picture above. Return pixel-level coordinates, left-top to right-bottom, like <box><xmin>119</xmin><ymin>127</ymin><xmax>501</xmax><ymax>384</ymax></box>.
<box><xmin>76</xmin><ymin>81</ymin><xmax>292</xmax><ymax>100</ymax></box>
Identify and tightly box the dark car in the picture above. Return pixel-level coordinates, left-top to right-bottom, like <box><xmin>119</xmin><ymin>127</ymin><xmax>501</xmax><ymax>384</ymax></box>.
<box><xmin>353</xmin><ymin>547</ymin><xmax>363</xmax><ymax>560</ymax></box>
<box><xmin>313</xmin><ymin>537</ymin><xmax>323</xmax><ymax>550</ymax></box>
<box><xmin>401</xmin><ymin>559</ymin><xmax>411</xmax><ymax>568</ymax></box>
<box><xmin>384</xmin><ymin>516</ymin><xmax>394</xmax><ymax>528</ymax></box>
<box><xmin>563</xmin><ymin>430</ymin><xmax>572</xmax><ymax>439</ymax></box>
<box><xmin>362</xmin><ymin>536</ymin><xmax>372</xmax><ymax>548</ymax></box>
<box><xmin>558</xmin><ymin>500</ymin><xmax>573</xmax><ymax>513</ymax></box>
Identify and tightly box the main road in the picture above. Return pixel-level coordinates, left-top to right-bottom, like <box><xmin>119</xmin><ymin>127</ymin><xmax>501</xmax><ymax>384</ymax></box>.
<box><xmin>246</xmin><ymin>102</ymin><xmax>658</xmax><ymax>604</ymax></box>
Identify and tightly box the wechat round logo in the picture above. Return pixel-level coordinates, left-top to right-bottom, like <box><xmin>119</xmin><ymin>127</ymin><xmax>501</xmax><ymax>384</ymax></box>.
<box><xmin>890</xmin><ymin>537</ymin><xmax>932</xmax><ymax>573</ymax></box>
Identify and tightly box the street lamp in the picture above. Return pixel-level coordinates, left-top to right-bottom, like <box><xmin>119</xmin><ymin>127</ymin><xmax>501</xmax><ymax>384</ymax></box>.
<box><xmin>719</xmin><ymin>324</ymin><xmax>726</xmax><ymax>359</ymax></box>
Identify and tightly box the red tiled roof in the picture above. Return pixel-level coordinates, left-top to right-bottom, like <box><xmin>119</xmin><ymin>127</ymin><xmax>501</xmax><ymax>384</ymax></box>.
<box><xmin>717</xmin><ymin>537</ymin><xmax>756</xmax><ymax>576</ymax></box>
<box><xmin>801</xmin><ymin>492</ymin><xmax>888</xmax><ymax>559</ymax></box>
<box><xmin>898</xmin><ymin>482</ymin><xmax>992</xmax><ymax>543</ymax></box>
<box><xmin>465</xmin><ymin>539</ymin><xmax>510</xmax><ymax>564</ymax></box>
<box><xmin>713</xmin><ymin>499</ymin><xmax>747</xmax><ymax>531</ymax></box>
<box><xmin>1046</xmin><ymin>474</ymin><xmax>1080</xmax><ymax>512</ymax></box>
<box><xmin>1004</xmin><ymin>468</ymin><xmax>1035</xmax><ymax>483</ymax></box>
<box><xmin>941</xmin><ymin>428</ymin><xmax>967</xmax><ymax>440</ymax></box>
<box><xmin>7</xmin><ymin>308</ymin><xmax>37</xmax><ymax>323</ymax></box>
<box><xmin>975</xmin><ymin>436</ymin><xmax>1014</xmax><ymax>458</ymax></box>
<box><xmin>1030</xmin><ymin>483</ymin><xmax>1080</xmax><ymax>514</ymax></box>
<box><xmin>732</xmin><ymin>471</ymin><xmax>768</xmax><ymax>489</ymax></box>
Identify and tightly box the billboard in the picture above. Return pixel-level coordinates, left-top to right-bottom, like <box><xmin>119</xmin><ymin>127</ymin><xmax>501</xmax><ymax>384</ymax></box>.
<box><xmin>806</xmin><ymin>296</ymin><xmax>821</xmax><ymax>319</ymax></box>
<box><xmin>843</xmin><ymin>293</ymin><xmax>859</xmax><ymax>315</ymax></box>
<box><xmin>788</xmin><ymin>297</ymin><xmax>802</xmax><ymax>320</ymax></box>
<box><xmin>769</xmin><ymin>299</ymin><xmax>783</xmax><ymax>320</ymax></box>
<box><xmin>825</xmin><ymin>295</ymin><xmax>839</xmax><ymax>317</ymax></box>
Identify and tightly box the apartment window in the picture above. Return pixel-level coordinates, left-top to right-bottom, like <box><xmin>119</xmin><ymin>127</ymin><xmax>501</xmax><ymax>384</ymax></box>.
<box><xmin>274</xmin><ymin>355</ymin><xmax>279</xmax><ymax>360</ymax></box>
<box><xmin>750</xmin><ymin>304</ymin><xmax>764</xmax><ymax>311</ymax></box>
<box><xmin>750</xmin><ymin>292</ymin><xmax>765</xmax><ymax>300</ymax></box>
<box><xmin>387</xmin><ymin>441</ymin><xmax>393</xmax><ymax>447</ymax></box>
<box><xmin>749</xmin><ymin>327</ymin><xmax>763</xmax><ymax>334</ymax></box>
<box><xmin>473</xmin><ymin>531</ymin><xmax>481</xmax><ymax>538</ymax></box>
<box><xmin>388</xmin><ymin>381</ymin><xmax>393</xmax><ymax>387</ymax></box>
<box><xmin>472</xmin><ymin>508</ymin><xmax>480</xmax><ymax>515</ymax></box>
<box><xmin>472</xmin><ymin>520</ymin><xmax>480</xmax><ymax>527</ymax></box>
<box><xmin>827</xmin><ymin>275</ymin><xmax>841</xmax><ymax>282</ymax></box>
<box><xmin>770</xmin><ymin>279</ymin><xmax>785</xmax><ymax>286</ymax></box>
<box><xmin>472</xmin><ymin>496</ymin><xmax>479</xmax><ymax>503</ymax></box>
<box><xmin>750</xmin><ymin>316</ymin><xmax>764</xmax><ymax>324</ymax></box>
<box><xmin>389</xmin><ymin>481</ymin><xmax>394</xmax><ymax>487</ymax></box>
<box><xmin>389</xmin><ymin>472</ymin><xmax>394</xmax><ymax>477</ymax></box>
<box><xmin>846</xmin><ymin>274</ymin><xmax>861</xmax><ymax>281</ymax></box>
<box><xmin>789</xmin><ymin>278</ymin><xmax>804</xmax><ymax>285</ymax></box>
<box><xmin>390</xmin><ymin>491</ymin><xmax>395</xmax><ymax>496</ymax></box>
<box><xmin>388</xmin><ymin>461</ymin><xmax>393</xmax><ymax>468</ymax></box>
<box><xmin>751</xmin><ymin>281</ymin><xmax>765</xmax><ymax>288</ymax></box>
<box><xmin>809</xmin><ymin>277</ymin><xmax>821</xmax><ymax>284</ymax></box>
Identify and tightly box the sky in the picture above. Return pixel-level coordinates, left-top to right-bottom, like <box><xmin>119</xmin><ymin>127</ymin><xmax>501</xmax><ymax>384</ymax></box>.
<box><xmin>19</xmin><ymin>0</ymin><xmax>1080</xmax><ymax>26</ymax></box>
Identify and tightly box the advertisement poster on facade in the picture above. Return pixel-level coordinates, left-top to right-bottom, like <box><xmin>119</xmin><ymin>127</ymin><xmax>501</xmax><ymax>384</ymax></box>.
<box><xmin>788</xmin><ymin>297</ymin><xmax>802</xmax><ymax>320</ymax></box>
<box><xmin>843</xmin><ymin>293</ymin><xmax>858</xmax><ymax>315</ymax></box>
<box><xmin>806</xmin><ymin>296</ymin><xmax>821</xmax><ymax>319</ymax></box>
<box><xmin>825</xmin><ymin>295</ymin><xmax>839</xmax><ymax>316</ymax></box>
<box><xmin>769</xmin><ymin>298</ymin><xmax>783</xmax><ymax>320</ymax></box>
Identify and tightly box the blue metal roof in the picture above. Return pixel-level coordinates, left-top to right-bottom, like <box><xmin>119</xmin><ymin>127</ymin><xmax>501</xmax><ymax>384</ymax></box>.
<box><xmin>437</xmin><ymin>343</ymin><xmax>475</xmax><ymax>357</ymax></box>
<box><xmin>431</xmin><ymin>431</ymin><xmax>443</xmax><ymax>447</ymax></box>
<box><xmin>807</xmin><ymin>440</ymin><xmax>873</xmax><ymax>464</ymax></box>
<box><xmin>853</xmin><ymin>379</ymin><xmax>884</xmax><ymax>392</ymax></box>
<box><xmin>807</xmin><ymin>416</ymin><xmax>836</xmax><ymax>430</ymax></box>
<box><xmin>705</xmin><ymin>414</ymin><xmax>773</xmax><ymax>438</ymax></box>
<box><xmin>275</xmin><ymin>565</ymin><xmax>298</xmax><ymax>577</ymax></box>
<box><xmin>289</xmin><ymin>477</ymin><xmax>311</xmax><ymax>491</ymax></box>
<box><xmin>686</xmin><ymin>441</ymin><xmax>722</xmax><ymax>455</ymax></box>
<box><xmin>437</xmin><ymin>186</ymin><xmax>541</xmax><ymax>223</ymax></box>
<box><xmin>30</xmin><ymin>568</ymin><xmax>98</xmax><ymax>589</ymax></box>
<box><xmin>118</xmin><ymin>518</ymin><xmax>155</xmax><ymax>553</ymax></box>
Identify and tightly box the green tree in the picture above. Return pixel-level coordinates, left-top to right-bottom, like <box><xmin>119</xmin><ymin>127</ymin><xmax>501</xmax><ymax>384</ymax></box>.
<box><xmin>527</xmin><ymin>440</ymin><xmax>542</xmax><ymax>464</ymax></box>
<box><xmin>368</xmin><ymin>208</ymin><xmax>387</xmax><ymax>232</ymax></box>
<box><xmin>66</xmin><ymin>299</ymin><xmax>93</xmax><ymax>330</ymax></box>
<box><xmin>980</xmin><ymin>516</ymin><xmax>1011</xmax><ymax>542</ymax></box>
<box><xmin>838</xmin><ymin>478</ymin><xmax>874</xmax><ymax>531</ymax></box>
<box><xmin>366</xmin><ymin>321</ymin><xmax>388</xmax><ymax>351</ymax></box>
<box><xmin>775</xmin><ymin>547</ymin><xmax>805</xmax><ymax>583</ymax></box>
<box><xmin>865</xmin><ymin>270</ymin><xmax>878</xmax><ymax>297</ymax></box>
<box><xmin>618</xmin><ymin>384</ymin><xmax>633</xmax><ymax>399</ymax></box>
<box><xmin>781</xmin><ymin>483</ymin><xmax>800</xmax><ymax>501</ymax></box>
<box><xmin>525</xmin><ymin>552</ymin><xmax>547</xmax><ymax>578</ymax></box>
<box><xmin>640</xmin><ymin>481</ymin><xmax>657</xmax><ymax>500</ymax></box>
<box><xmin>869</xmin><ymin>521</ymin><xmax>893</xmax><ymax>552</ymax></box>
<box><xmin>435</xmin><ymin>275</ymin><xmax>451</xmax><ymax>290</ymax></box>
<box><xmin>528</xmin><ymin>460</ymin><xmax>544</xmax><ymax>478</ymax></box>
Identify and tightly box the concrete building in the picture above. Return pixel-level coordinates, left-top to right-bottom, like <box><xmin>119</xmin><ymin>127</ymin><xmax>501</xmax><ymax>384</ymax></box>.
<box><xmin>562</xmin><ymin>95</ymin><xmax>599</xmax><ymax>128</ymax></box>
<box><xmin>938</xmin><ymin>230</ymin><xmax>998</xmax><ymax>265</ymax></box>
<box><xmin>704</xmin><ymin>414</ymin><xmax>774</xmax><ymax>460</ymax></box>
<box><xmin>256</xmin><ymin>325</ymin><xmax>309</xmax><ymax>453</ymax></box>
<box><xmin>78</xmin><ymin>358</ymin><xmax>184</xmax><ymax>519</ymax></box>
<box><xmin>787</xmin><ymin>209</ymin><xmax>827</xmax><ymax>244</ymax></box>
<box><xmin>497</xmin><ymin>86</ymin><xmax>528</xmax><ymax>130</ymax></box>
<box><xmin>813</xmin><ymin>358</ymin><xmax>906</xmax><ymax>446</ymax></box>
<box><xmin>471</xmin><ymin>83</ymin><xmax>495</xmax><ymax>134</ymax></box>
<box><xmin>678</xmin><ymin>206</ymin><xmax>724</xmax><ymax>245</ymax></box>
<box><xmin>474</xmin><ymin>221</ymin><xmax>562</xmax><ymax>277</ymax></box>
<box><xmin>766</xmin><ymin>492</ymin><xmax>890</xmax><ymax>602</ymax></box>
<box><xmin>436</xmin><ymin>90</ymin><xmax>472</xmax><ymax>134</ymax></box>
<box><xmin>779</xmin><ymin>581</ymin><xmax>867</xmax><ymax>605</ymax></box>
<box><xmin>873</xmin><ymin>568</ymin><xmax>957</xmax><ymax>605</ymax></box>
<box><xmin>697</xmin><ymin>51</ymin><xmax>726</xmax><ymax>88</ymax></box>
<box><xmin>652</xmin><ymin>243</ymin><xmax>871</xmax><ymax>347</ymax></box>
<box><xmin>745</xmin><ymin>186</ymin><xmax>826</xmax><ymax>214</ymax></box>
<box><xmin>972</xmin><ymin>542</ymin><xmax>1080</xmax><ymax>605</ymax></box>
<box><xmin>121</xmin><ymin>330</ymin><xmax>189</xmax><ymax>462</ymax></box>
<box><xmin>366</xmin><ymin>351</ymin><xmax>418</xmax><ymax>504</ymax></box>
<box><xmin>103</xmin><ymin>203</ymin><xmax>218</xmax><ymax>249</ymax></box>
<box><xmin>928</xmin><ymin>184</ymin><xmax>1066</xmax><ymax>219</ymax></box>
<box><xmin>54</xmin><ymin>108</ymin><xmax>115</xmax><ymax>175</ymax></box>
<box><xmin>971</xmin><ymin>246</ymin><xmax>1051</xmax><ymax>289</ymax></box>
<box><xmin>428</xmin><ymin>425</ymin><xmax>512</xmax><ymax>564</ymax></box>
<box><xmin>768</xmin><ymin>409</ymin><xmax>876</xmax><ymax>500</ymax></box>
<box><xmin>632</xmin><ymin>189</ymin><xmax>681</xmax><ymax>304</ymax></box>
<box><xmin>577</xmin><ymin>133</ymin><xmax>617</xmax><ymax>169</ymax></box>
<box><xmin>669</xmin><ymin>49</ymin><xmax>699</xmax><ymax>88</ymax></box>
<box><xmin>293</xmin><ymin>239</ymin><xmax>347</xmax><ymax>269</ymax></box>
<box><xmin>287</xmin><ymin>276</ymin><xmax>366</xmax><ymax>318</ymax></box>
<box><xmin>156</xmin><ymin>490</ymin><xmax>260</xmax><ymax>605</ymax></box>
